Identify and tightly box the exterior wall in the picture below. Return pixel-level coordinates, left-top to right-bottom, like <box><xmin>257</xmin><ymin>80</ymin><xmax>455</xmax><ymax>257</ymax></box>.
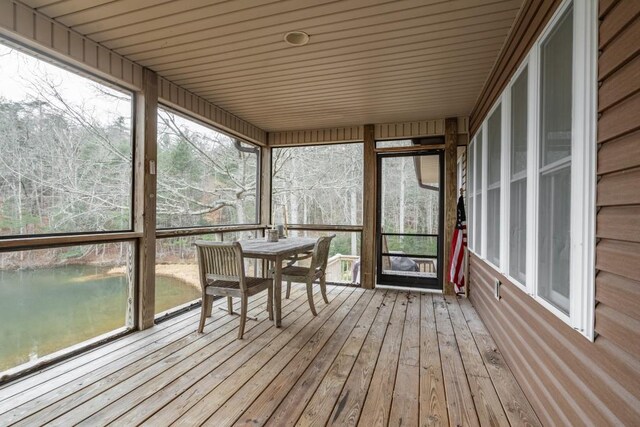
<box><xmin>468</xmin><ymin>0</ymin><xmax>640</xmax><ymax>425</ymax></box>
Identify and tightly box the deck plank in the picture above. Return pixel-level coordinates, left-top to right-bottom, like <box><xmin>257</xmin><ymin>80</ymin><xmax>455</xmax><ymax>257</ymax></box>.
<box><xmin>110</xmin><ymin>287</ymin><xmax>324</xmax><ymax>426</ymax></box>
<box><xmin>444</xmin><ymin>295</ymin><xmax>509</xmax><ymax>427</ymax></box>
<box><xmin>357</xmin><ymin>291</ymin><xmax>410</xmax><ymax>427</ymax></box>
<box><xmin>0</xmin><ymin>287</ymin><xmax>541</xmax><ymax>427</ymax></box>
<box><xmin>136</xmin><ymin>285</ymin><xmax>349</xmax><ymax>426</ymax></box>
<box><xmin>419</xmin><ymin>294</ymin><xmax>448</xmax><ymax>427</ymax></box>
<box><xmin>389</xmin><ymin>292</ymin><xmax>421</xmax><ymax>427</ymax></box>
<box><xmin>65</xmin><ymin>287</ymin><xmax>315</xmax><ymax>426</ymax></box>
<box><xmin>324</xmin><ymin>291</ymin><xmax>399</xmax><ymax>427</ymax></box>
<box><xmin>4</xmin><ymin>294</ymin><xmax>269</xmax><ymax>424</ymax></box>
<box><xmin>256</xmin><ymin>290</ymin><xmax>386</xmax><ymax>427</ymax></box>
<box><xmin>433</xmin><ymin>295</ymin><xmax>480</xmax><ymax>427</ymax></box>
<box><xmin>143</xmin><ymin>286</ymin><xmax>358</xmax><ymax>426</ymax></box>
<box><xmin>237</xmin><ymin>288</ymin><xmax>378</xmax><ymax>426</ymax></box>
<box><xmin>458</xmin><ymin>298</ymin><xmax>542</xmax><ymax>427</ymax></box>
<box><xmin>199</xmin><ymin>288</ymin><xmax>364</xmax><ymax>426</ymax></box>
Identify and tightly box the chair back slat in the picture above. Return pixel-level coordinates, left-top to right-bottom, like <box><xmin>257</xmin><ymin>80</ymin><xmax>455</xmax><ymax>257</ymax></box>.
<box><xmin>310</xmin><ymin>234</ymin><xmax>336</xmax><ymax>273</ymax></box>
<box><xmin>195</xmin><ymin>241</ymin><xmax>246</xmax><ymax>291</ymax></box>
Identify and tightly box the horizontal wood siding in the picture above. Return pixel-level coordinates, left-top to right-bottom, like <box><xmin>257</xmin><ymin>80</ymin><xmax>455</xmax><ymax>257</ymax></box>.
<box><xmin>0</xmin><ymin>0</ymin><xmax>142</xmax><ymax>90</ymax></box>
<box><xmin>469</xmin><ymin>0</ymin><xmax>563</xmax><ymax>136</ymax></box>
<box><xmin>468</xmin><ymin>0</ymin><xmax>640</xmax><ymax>425</ymax></box>
<box><xmin>157</xmin><ymin>77</ymin><xmax>267</xmax><ymax>146</ymax></box>
<box><xmin>469</xmin><ymin>256</ymin><xmax>640</xmax><ymax>425</ymax></box>
<box><xmin>267</xmin><ymin>126</ymin><xmax>364</xmax><ymax>146</ymax></box>
<box><xmin>375</xmin><ymin>119</ymin><xmax>445</xmax><ymax>139</ymax></box>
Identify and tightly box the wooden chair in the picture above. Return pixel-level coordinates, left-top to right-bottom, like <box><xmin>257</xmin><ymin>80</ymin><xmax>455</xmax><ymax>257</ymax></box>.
<box><xmin>195</xmin><ymin>241</ymin><xmax>273</xmax><ymax>339</ymax></box>
<box><xmin>282</xmin><ymin>234</ymin><xmax>335</xmax><ymax>316</ymax></box>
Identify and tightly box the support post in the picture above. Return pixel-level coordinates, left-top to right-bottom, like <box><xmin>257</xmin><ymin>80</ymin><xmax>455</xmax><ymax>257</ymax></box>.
<box><xmin>361</xmin><ymin>124</ymin><xmax>376</xmax><ymax>289</ymax></box>
<box><xmin>135</xmin><ymin>68</ymin><xmax>158</xmax><ymax>329</ymax></box>
<box><xmin>260</xmin><ymin>145</ymin><xmax>272</xmax><ymax>230</ymax></box>
<box><xmin>443</xmin><ymin>117</ymin><xmax>458</xmax><ymax>295</ymax></box>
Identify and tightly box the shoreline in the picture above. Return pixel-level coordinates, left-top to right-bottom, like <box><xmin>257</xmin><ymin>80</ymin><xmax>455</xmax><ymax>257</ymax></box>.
<box><xmin>107</xmin><ymin>263</ymin><xmax>200</xmax><ymax>291</ymax></box>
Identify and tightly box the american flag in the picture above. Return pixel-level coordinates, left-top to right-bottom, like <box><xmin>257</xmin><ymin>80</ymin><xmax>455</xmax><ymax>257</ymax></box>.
<box><xmin>448</xmin><ymin>194</ymin><xmax>467</xmax><ymax>294</ymax></box>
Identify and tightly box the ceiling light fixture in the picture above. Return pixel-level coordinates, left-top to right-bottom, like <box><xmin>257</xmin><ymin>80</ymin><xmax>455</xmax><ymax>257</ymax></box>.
<box><xmin>284</xmin><ymin>31</ymin><xmax>310</xmax><ymax>46</ymax></box>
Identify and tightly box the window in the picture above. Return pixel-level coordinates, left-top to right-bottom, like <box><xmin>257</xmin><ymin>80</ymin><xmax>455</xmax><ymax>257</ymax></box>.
<box><xmin>0</xmin><ymin>44</ymin><xmax>133</xmax><ymax>236</ymax></box>
<box><xmin>0</xmin><ymin>242</ymin><xmax>135</xmax><ymax>372</ymax></box>
<box><xmin>509</xmin><ymin>67</ymin><xmax>528</xmax><ymax>284</ymax></box>
<box><xmin>468</xmin><ymin>0</ymin><xmax>596</xmax><ymax>339</ymax></box>
<box><xmin>538</xmin><ymin>6</ymin><xmax>573</xmax><ymax>314</ymax></box>
<box><xmin>0</xmin><ymin>40</ymin><xmax>138</xmax><ymax>373</ymax></box>
<box><xmin>271</xmin><ymin>144</ymin><xmax>363</xmax><ymax>226</ymax></box>
<box><xmin>486</xmin><ymin>105</ymin><xmax>502</xmax><ymax>266</ymax></box>
<box><xmin>467</xmin><ymin>142</ymin><xmax>474</xmax><ymax>251</ymax></box>
<box><xmin>474</xmin><ymin>131</ymin><xmax>483</xmax><ymax>255</ymax></box>
<box><xmin>156</xmin><ymin>108</ymin><xmax>259</xmax><ymax>229</ymax></box>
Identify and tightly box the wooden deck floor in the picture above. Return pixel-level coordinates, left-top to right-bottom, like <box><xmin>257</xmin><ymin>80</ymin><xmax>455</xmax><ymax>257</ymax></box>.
<box><xmin>0</xmin><ymin>285</ymin><xmax>541</xmax><ymax>426</ymax></box>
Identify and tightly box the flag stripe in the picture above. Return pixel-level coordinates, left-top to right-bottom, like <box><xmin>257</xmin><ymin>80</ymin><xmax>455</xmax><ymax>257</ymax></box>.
<box><xmin>448</xmin><ymin>195</ymin><xmax>467</xmax><ymax>294</ymax></box>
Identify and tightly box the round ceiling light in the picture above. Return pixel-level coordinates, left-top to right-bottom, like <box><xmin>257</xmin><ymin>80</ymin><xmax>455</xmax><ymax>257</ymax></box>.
<box><xmin>284</xmin><ymin>31</ymin><xmax>310</xmax><ymax>46</ymax></box>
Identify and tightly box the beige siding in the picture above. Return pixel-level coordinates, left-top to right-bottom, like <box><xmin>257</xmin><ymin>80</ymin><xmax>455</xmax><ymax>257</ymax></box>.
<box><xmin>0</xmin><ymin>0</ymin><xmax>142</xmax><ymax>90</ymax></box>
<box><xmin>158</xmin><ymin>77</ymin><xmax>267</xmax><ymax>146</ymax></box>
<box><xmin>467</xmin><ymin>0</ymin><xmax>640</xmax><ymax>425</ymax></box>
<box><xmin>469</xmin><ymin>256</ymin><xmax>640</xmax><ymax>425</ymax></box>
<box><xmin>268</xmin><ymin>126</ymin><xmax>364</xmax><ymax>146</ymax></box>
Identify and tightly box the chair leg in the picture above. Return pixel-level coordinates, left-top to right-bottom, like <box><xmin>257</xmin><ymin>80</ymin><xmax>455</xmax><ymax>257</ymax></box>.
<box><xmin>227</xmin><ymin>296</ymin><xmax>234</xmax><ymax>314</ymax></box>
<box><xmin>286</xmin><ymin>281</ymin><xmax>291</xmax><ymax>299</ymax></box>
<box><xmin>204</xmin><ymin>294</ymin><xmax>213</xmax><ymax>318</ymax></box>
<box><xmin>306</xmin><ymin>280</ymin><xmax>317</xmax><ymax>316</ymax></box>
<box><xmin>267</xmin><ymin>287</ymin><xmax>274</xmax><ymax>321</ymax></box>
<box><xmin>238</xmin><ymin>296</ymin><xmax>248</xmax><ymax>339</ymax></box>
<box><xmin>320</xmin><ymin>275</ymin><xmax>329</xmax><ymax>304</ymax></box>
<box><xmin>198</xmin><ymin>295</ymin><xmax>212</xmax><ymax>333</ymax></box>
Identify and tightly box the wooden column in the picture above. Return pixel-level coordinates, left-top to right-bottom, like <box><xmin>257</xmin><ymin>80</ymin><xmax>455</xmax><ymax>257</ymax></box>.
<box><xmin>443</xmin><ymin>117</ymin><xmax>458</xmax><ymax>295</ymax></box>
<box><xmin>361</xmin><ymin>124</ymin><xmax>376</xmax><ymax>289</ymax></box>
<box><xmin>135</xmin><ymin>68</ymin><xmax>158</xmax><ymax>329</ymax></box>
<box><xmin>260</xmin><ymin>145</ymin><xmax>272</xmax><ymax>228</ymax></box>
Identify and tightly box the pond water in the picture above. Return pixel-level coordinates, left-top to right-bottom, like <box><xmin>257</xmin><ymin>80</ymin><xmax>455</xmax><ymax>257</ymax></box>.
<box><xmin>0</xmin><ymin>265</ymin><xmax>200</xmax><ymax>372</ymax></box>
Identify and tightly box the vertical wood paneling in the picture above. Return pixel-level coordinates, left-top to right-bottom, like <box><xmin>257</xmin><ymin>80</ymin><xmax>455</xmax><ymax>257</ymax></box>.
<box><xmin>157</xmin><ymin>76</ymin><xmax>266</xmax><ymax>146</ymax></box>
<box><xmin>267</xmin><ymin>126</ymin><xmax>364</xmax><ymax>146</ymax></box>
<box><xmin>374</xmin><ymin>118</ymin><xmax>460</xmax><ymax>140</ymax></box>
<box><xmin>468</xmin><ymin>2</ymin><xmax>640</xmax><ymax>425</ymax></box>
<box><xmin>0</xmin><ymin>1</ymin><xmax>143</xmax><ymax>91</ymax></box>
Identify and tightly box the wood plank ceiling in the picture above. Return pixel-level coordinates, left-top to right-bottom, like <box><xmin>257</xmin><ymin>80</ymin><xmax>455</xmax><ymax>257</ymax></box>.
<box><xmin>21</xmin><ymin>0</ymin><xmax>524</xmax><ymax>132</ymax></box>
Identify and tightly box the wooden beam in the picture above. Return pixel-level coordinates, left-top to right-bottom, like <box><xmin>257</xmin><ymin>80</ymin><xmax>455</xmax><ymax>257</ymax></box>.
<box><xmin>361</xmin><ymin>124</ymin><xmax>376</xmax><ymax>289</ymax></box>
<box><xmin>135</xmin><ymin>67</ymin><xmax>158</xmax><ymax>330</ymax></box>
<box><xmin>443</xmin><ymin>117</ymin><xmax>458</xmax><ymax>295</ymax></box>
<box><xmin>260</xmin><ymin>146</ymin><xmax>272</xmax><ymax>230</ymax></box>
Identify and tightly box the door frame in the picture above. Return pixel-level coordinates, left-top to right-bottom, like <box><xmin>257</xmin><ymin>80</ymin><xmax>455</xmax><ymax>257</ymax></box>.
<box><xmin>375</xmin><ymin>149</ymin><xmax>445</xmax><ymax>290</ymax></box>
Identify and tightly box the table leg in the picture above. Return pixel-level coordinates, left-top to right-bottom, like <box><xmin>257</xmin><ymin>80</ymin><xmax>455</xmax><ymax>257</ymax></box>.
<box><xmin>274</xmin><ymin>256</ymin><xmax>282</xmax><ymax>327</ymax></box>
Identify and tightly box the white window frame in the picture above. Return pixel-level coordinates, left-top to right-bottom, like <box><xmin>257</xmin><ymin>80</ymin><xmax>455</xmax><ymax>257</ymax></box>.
<box><xmin>482</xmin><ymin>101</ymin><xmax>502</xmax><ymax>272</ymax></box>
<box><xmin>504</xmin><ymin>59</ymin><xmax>531</xmax><ymax>293</ymax></box>
<box><xmin>467</xmin><ymin>139</ymin><xmax>473</xmax><ymax>251</ymax></box>
<box><xmin>468</xmin><ymin>0</ymin><xmax>597</xmax><ymax>340</ymax></box>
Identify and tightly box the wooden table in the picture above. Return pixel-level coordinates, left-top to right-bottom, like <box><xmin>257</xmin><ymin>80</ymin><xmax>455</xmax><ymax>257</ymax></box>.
<box><xmin>238</xmin><ymin>237</ymin><xmax>317</xmax><ymax>327</ymax></box>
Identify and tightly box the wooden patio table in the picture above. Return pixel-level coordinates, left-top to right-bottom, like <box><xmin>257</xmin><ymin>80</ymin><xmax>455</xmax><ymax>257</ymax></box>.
<box><xmin>237</xmin><ymin>237</ymin><xmax>317</xmax><ymax>327</ymax></box>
